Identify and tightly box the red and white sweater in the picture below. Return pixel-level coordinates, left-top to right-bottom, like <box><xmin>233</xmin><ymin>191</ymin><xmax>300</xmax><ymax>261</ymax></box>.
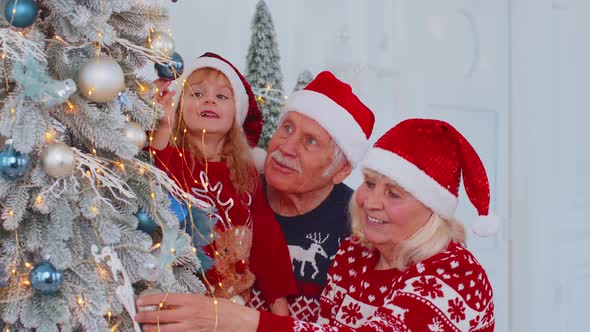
<box><xmin>258</xmin><ymin>238</ymin><xmax>494</xmax><ymax>332</ymax></box>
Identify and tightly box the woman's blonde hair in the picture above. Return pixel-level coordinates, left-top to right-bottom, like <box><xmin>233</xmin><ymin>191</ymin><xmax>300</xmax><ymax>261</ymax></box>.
<box><xmin>172</xmin><ymin>67</ymin><xmax>257</xmax><ymax>193</ymax></box>
<box><xmin>349</xmin><ymin>169</ymin><xmax>466</xmax><ymax>271</ymax></box>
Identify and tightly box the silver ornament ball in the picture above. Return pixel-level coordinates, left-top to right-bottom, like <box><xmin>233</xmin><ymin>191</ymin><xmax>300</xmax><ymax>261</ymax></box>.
<box><xmin>147</xmin><ymin>31</ymin><xmax>175</xmax><ymax>57</ymax></box>
<box><xmin>77</xmin><ymin>57</ymin><xmax>125</xmax><ymax>103</ymax></box>
<box><xmin>124</xmin><ymin>122</ymin><xmax>147</xmax><ymax>151</ymax></box>
<box><xmin>42</xmin><ymin>142</ymin><xmax>75</xmax><ymax>178</ymax></box>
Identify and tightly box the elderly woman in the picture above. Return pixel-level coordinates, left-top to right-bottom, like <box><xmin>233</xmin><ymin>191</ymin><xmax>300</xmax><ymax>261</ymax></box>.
<box><xmin>135</xmin><ymin>118</ymin><xmax>498</xmax><ymax>332</ymax></box>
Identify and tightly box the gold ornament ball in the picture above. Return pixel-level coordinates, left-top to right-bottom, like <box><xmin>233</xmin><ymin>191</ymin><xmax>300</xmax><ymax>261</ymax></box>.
<box><xmin>77</xmin><ymin>57</ymin><xmax>125</xmax><ymax>103</ymax></box>
<box><xmin>42</xmin><ymin>142</ymin><xmax>75</xmax><ymax>178</ymax></box>
<box><xmin>147</xmin><ymin>31</ymin><xmax>175</xmax><ymax>57</ymax></box>
<box><xmin>124</xmin><ymin>122</ymin><xmax>147</xmax><ymax>151</ymax></box>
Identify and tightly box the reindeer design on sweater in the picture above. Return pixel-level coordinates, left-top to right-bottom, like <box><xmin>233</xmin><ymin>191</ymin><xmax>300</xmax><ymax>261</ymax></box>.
<box><xmin>288</xmin><ymin>233</ymin><xmax>329</xmax><ymax>279</ymax></box>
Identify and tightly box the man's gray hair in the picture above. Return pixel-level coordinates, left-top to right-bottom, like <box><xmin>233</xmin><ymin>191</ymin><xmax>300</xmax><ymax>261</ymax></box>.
<box><xmin>322</xmin><ymin>141</ymin><xmax>346</xmax><ymax>178</ymax></box>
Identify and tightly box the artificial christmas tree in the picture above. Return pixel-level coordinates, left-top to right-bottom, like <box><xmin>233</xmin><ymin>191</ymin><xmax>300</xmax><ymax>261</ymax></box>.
<box><xmin>293</xmin><ymin>70</ymin><xmax>313</xmax><ymax>92</ymax></box>
<box><xmin>245</xmin><ymin>0</ymin><xmax>284</xmax><ymax>149</ymax></box>
<box><xmin>0</xmin><ymin>1</ymin><xmax>209</xmax><ymax>331</ymax></box>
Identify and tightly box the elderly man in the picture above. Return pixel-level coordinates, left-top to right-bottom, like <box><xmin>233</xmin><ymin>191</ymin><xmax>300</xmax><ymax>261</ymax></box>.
<box><xmin>246</xmin><ymin>71</ymin><xmax>375</xmax><ymax>321</ymax></box>
<box><xmin>135</xmin><ymin>71</ymin><xmax>375</xmax><ymax>329</ymax></box>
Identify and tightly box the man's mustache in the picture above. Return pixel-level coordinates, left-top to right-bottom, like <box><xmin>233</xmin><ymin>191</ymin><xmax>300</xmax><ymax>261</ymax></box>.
<box><xmin>269</xmin><ymin>150</ymin><xmax>302</xmax><ymax>173</ymax></box>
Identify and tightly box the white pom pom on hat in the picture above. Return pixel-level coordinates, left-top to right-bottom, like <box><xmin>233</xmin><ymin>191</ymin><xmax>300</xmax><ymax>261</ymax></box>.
<box><xmin>471</xmin><ymin>214</ymin><xmax>501</xmax><ymax>237</ymax></box>
<box><xmin>251</xmin><ymin>146</ymin><xmax>267</xmax><ymax>174</ymax></box>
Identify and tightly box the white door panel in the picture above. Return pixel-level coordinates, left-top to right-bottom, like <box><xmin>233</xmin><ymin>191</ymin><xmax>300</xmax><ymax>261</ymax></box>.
<box><xmin>552</xmin><ymin>0</ymin><xmax>590</xmax><ymax>329</ymax></box>
<box><xmin>399</xmin><ymin>1</ymin><xmax>510</xmax><ymax>331</ymax></box>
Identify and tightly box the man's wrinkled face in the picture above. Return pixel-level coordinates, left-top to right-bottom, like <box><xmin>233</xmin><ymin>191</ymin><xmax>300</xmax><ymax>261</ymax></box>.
<box><xmin>264</xmin><ymin>111</ymin><xmax>337</xmax><ymax>194</ymax></box>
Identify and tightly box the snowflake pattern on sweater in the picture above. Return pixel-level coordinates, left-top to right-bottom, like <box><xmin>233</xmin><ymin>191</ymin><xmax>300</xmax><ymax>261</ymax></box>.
<box><xmin>257</xmin><ymin>238</ymin><xmax>494</xmax><ymax>332</ymax></box>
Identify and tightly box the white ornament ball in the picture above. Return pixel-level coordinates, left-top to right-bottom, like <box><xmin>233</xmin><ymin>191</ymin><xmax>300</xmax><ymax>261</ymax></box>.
<box><xmin>42</xmin><ymin>142</ymin><xmax>75</xmax><ymax>178</ymax></box>
<box><xmin>124</xmin><ymin>122</ymin><xmax>147</xmax><ymax>151</ymax></box>
<box><xmin>77</xmin><ymin>57</ymin><xmax>125</xmax><ymax>103</ymax></box>
<box><xmin>147</xmin><ymin>31</ymin><xmax>175</xmax><ymax>57</ymax></box>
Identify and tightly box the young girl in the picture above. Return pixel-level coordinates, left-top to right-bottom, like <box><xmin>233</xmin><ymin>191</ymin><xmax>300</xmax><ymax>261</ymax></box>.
<box><xmin>150</xmin><ymin>52</ymin><xmax>295</xmax><ymax>315</ymax></box>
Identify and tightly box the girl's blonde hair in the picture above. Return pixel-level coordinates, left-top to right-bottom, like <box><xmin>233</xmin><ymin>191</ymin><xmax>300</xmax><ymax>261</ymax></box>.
<box><xmin>349</xmin><ymin>169</ymin><xmax>466</xmax><ymax>271</ymax></box>
<box><xmin>172</xmin><ymin>67</ymin><xmax>257</xmax><ymax>193</ymax></box>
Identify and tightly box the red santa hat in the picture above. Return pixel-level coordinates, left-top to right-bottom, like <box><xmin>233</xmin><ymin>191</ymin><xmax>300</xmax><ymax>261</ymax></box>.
<box><xmin>173</xmin><ymin>52</ymin><xmax>265</xmax><ymax>169</ymax></box>
<box><xmin>282</xmin><ymin>71</ymin><xmax>375</xmax><ymax>167</ymax></box>
<box><xmin>362</xmin><ymin>119</ymin><xmax>500</xmax><ymax>237</ymax></box>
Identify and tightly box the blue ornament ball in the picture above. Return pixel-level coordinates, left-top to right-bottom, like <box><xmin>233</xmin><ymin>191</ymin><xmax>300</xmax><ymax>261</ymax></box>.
<box><xmin>4</xmin><ymin>0</ymin><xmax>38</xmax><ymax>28</ymax></box>
<box><xmin>168</xmin><ymin>194</ymin><xmax>188</xmax><ymax>223</ymax></box>
<box><xmin>0</xmin><ymin>144</ymin><xmax>31</xmax><ymax>181</ymax></box>
<box><xmin>30</xmin><ymin>262</ymin><xmax>63</xmax><ymax>295</ymax></box>
<box><xmin>155</xmin><ymin>52</ymin><xmax>184</xmax><ymax>81</ymax></box>
<box><xmin>135</xmin><ymin>210</ymin><xmax>158</xmax><ymax>234</ymax></box>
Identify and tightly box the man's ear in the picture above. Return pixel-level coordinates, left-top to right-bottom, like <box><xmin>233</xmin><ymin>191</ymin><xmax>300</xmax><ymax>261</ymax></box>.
<box><xmin>332</xmin><ymin>161</ymin><xmax>352</xmax><ymax>185</ymax></box>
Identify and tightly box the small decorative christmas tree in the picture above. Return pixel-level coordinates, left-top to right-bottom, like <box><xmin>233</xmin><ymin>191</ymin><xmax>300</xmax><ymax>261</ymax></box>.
<box><xmin>0</xmin><ymin>1</ymin><xmax>208</xmax><ymax>330</ymax></box>
<box><xmin>293</xmin><ymin>70</ymin><xmax>314</xmax><ymax>92</ymax></box>
<box><xmin>245</xmin><ymin>0</ymin><xmax>284</xmax><ymax>149</ymax></box>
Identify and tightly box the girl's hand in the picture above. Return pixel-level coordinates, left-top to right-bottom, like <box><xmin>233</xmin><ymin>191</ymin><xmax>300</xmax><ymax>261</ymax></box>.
<box><xmin>153</xmin><ymin>79</ymin><xmax>177</xmax><ymax>127</ymax></box>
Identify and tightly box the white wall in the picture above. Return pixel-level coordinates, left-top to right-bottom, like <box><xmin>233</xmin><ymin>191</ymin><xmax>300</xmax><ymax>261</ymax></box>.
<box><xmin>510</xmin><ymin>0</ymin><xmax>590</xmax><ymax>331</ymax></box>
<box><xmin>147</xmin><ymin>1</ymin><xmax>590</xmax><ymax>331</ymax></box>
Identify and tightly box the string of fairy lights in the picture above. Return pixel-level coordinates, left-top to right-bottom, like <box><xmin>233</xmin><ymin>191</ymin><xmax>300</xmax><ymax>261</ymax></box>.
<box><xmin>0</xmin><ymin>1</ymin><xmax>201</xmax><ymax>331</ymax></box>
